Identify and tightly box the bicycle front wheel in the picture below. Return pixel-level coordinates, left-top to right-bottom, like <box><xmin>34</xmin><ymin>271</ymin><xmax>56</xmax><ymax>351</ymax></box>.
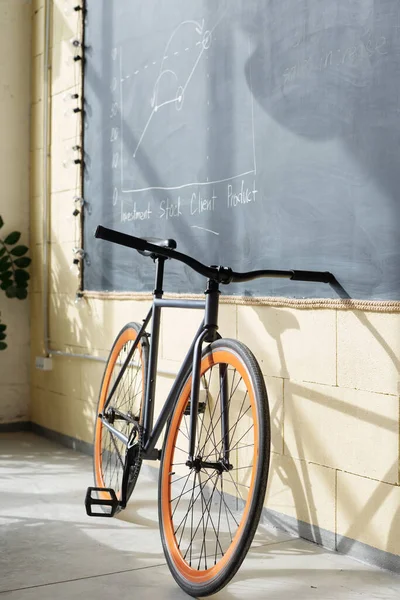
<box><xmin>159</xmin><ymin>339</ymin><xmax>270</xmax><ymax>597</ymax></box>
<box><xmin>93</xmin><ymin>322</ymin><xmax>148</xmax><ymax>511</ymax></box>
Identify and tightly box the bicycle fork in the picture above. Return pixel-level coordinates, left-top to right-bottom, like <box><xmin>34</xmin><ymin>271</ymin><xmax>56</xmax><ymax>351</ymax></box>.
<box><xmin>185</xmin><ymin>279</ymin><xmax>233</xmax><ymax>474</ymax></box>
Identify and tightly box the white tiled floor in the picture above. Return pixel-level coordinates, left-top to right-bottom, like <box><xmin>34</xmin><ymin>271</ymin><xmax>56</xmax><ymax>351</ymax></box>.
<box><xmin>1</xmin><ymin>432</ymin><xmax>400</xmax><ymax>599</ymax></box>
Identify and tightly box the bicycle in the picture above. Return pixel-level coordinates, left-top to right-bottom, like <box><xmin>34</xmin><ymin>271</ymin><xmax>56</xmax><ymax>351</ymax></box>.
<box><xmin>85</xmin><ymin>225</ymin><xmax>333</xmax><ymax>597</ymax></box>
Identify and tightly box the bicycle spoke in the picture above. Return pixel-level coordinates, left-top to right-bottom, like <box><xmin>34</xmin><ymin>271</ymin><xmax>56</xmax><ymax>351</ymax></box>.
<box><xmin>171</xmin><ymin>470</ymin><xmax>193</xmax><ymax>519</ymax></box>
<box><xmin>202</xmin><ymin>403</ymin><xmax>252</xmax><ymax>463</ymax></box>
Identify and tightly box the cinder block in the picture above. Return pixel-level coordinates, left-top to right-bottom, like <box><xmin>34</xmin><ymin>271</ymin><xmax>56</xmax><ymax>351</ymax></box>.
<box><xmin>237</xmin><ymin>306</ymin><xmax>336</xmax><ymax>385</ymax></box>
<box><xmin>80</xmin><ymin>358</ymin><xmax>106</xmax><ymax>406</ymax></box>
<box><xmin>0</xmin><ymin>384</ymin><xmax>30</xmax><ymax>424</ymax></box>
<box><xmin>51</xmin><ymin>39</ymin><xmax>80</xmax><ymax>96</ymax></box>
<box><xmin>0</xmin><ymin>346</ymin><xmax>30</xmax><ymax>385</ymax></box>
<box><xmin>48</xmin><ymin>294</ymin><xmax>153</xmax><ymax>354</ymax></box>
<box><xmin>265</xmin><ymin>453</ymin><xmax>336</xmax><ymax>535</ymax></box>
<box><xmin>49</xmin><ymin>241</ymin><xmax>80</xmax><ymax>296</ymax></box>
<box><xmin>106</xmin><ymin>299</ymin><xmax>153</xmax><ymax>341</ymax></box>
<box><xmin>50</xmin><ymin>89</ymin><xmax>81</xmax><ymax>145</ymax></box>
<box><xmin>337</xmin><ymin>471</ymin><xmax>400</xmax><ymax>556</ymax></box>
<box><xmin>52</xmin><ymin>0</ymin><xmax>80</xmax><ymax>46</ymax></box>
<box><xmin>50</xmin><ymin>141</ymin><xmax>81</xmax><ymax>194</ymax></box>
<box><xmin>48</xmin><ymin>292</ymin><xmax>81</xmax><ymax>348</ymax></box>
<box><xmin>0</xmin><ymin>147</ymin><xmax>30</xmax><ymax>216</ymax></box>
<box><xmin>161</xmin><ymin>304</ymin><xmax>237</xmax><ymax>363</ymax></box>
<box><xmin>30</xmin><ymin>387</ymin><xmax>61</xmax><ymax>432</ymax></box>
<box><xmin>1</xmin><ymin>296</ymin><xmax>30</xmax><ymax>342</ymax></box>
<box><xmin>31</xmin><ymin>387</ymin><xmax>95</xmax><ymax>445</ymax></box>
<box><xmin>51</xmin><ymin>190</ymin><xmax>81</xmax><ymax>244</ymax></box>
<box><xmin>0</xmin><ymin>96</ymin><xmax>29</xmax><ymax>152</ymax></box>
<box><xmin>284</xmin><ymin>380</ymin><xmax>399</xmax><ymax>484</ymax></box>
<box><xmin>338</xmin><ymin>311</ymin><xmax>400</xmax><ymax>395</ymax></box>
<box><xmin>32</xmin><ymin>352</ymin><xmax>82</xmax><ymax>401</ymax></box>
<box><xmin>266</xmin><ymin>376</ymin><xmax>284</xmax><ymax>454</ymax></box>
<box><xmin>65</xmin><ymin>396</ymin><xmax>97</xmax><ymax>445</ymax></box>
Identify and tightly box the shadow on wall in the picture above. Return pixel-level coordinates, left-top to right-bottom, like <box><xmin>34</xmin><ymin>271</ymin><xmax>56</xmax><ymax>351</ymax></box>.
<box><xmin>238</xmin><ymin>0</ymin><xmax>400</xmax><ymax>292</ymax></box>
<box><xmin>245</xmin><ymin>304</ymin><xmax>400</xmax><ymax>559</ymax></box>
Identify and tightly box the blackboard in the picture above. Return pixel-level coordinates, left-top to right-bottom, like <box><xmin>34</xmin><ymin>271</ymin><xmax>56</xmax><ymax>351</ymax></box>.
<box><xmin>83</xmin><ymin>0</ymin><xmax>400</xmax><ymax>300</ymax></box>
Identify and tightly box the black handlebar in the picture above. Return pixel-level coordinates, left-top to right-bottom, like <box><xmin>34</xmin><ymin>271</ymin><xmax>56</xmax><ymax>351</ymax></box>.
<box><xmin>95</xmin><ymin>226</ymin><xmax>334</xmax><ymax>285</ymax></box>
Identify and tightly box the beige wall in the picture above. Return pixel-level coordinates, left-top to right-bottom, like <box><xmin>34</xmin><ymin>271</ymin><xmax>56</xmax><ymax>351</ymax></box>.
<box><xmin>0</xmin><ymin>1</ymin><xmax>31</xmax><ymax>425</ymax></box>
<box><xmin>30</xmin><ymin>1</ymin><xmax>400</xmax><ymax>562</ymax></box>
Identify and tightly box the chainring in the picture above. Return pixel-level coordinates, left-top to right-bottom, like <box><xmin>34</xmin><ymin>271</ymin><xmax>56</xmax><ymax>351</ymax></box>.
<box><xmin>121</xmin><ymin>423</ymin><xmax>143</xmax><ymax>506</ymax></box>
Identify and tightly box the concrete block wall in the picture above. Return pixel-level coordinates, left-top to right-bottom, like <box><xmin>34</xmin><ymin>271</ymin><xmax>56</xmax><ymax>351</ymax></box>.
<box><xmin>0</xmin><ymin>1</ymin><xmax>32</xmax><ymax>425</ymax></box>
<box><xmin>29</xmin><ymin>0</ymin><xmax>400</xmax><ymax>569</ymax></box>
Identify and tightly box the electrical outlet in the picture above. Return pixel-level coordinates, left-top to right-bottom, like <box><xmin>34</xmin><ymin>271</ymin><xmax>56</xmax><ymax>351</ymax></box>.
<box><xmin>35</xmin><ymin>356</ymin><xmax>53</xmax><ymax>371</ymax></box>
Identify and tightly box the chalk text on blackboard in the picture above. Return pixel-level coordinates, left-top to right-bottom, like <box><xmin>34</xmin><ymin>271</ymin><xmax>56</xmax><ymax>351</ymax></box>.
<box><xmin>227</xmin><ymin>180</ymin><xmax>258</xmax><ymax>208</ymax></box>
<box><xmin>121</xmin><ymin>202</ymin><xmax>153</xmax><ymax>222</ymax></box>
<box><xmin>159</xmin><ymin>197</ymin><xmax>183</xmax><ymax>220</ymax></box>
<box><xmin>190</xmin><ymin>189</ymin><xmax>217</xmax><ymax>215</ymax></box>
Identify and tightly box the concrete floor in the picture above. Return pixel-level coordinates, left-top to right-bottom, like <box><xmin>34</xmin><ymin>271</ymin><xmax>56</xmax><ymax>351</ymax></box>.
<box><xmin>1</xmin><ymin>433</ymin><xmax>400</xmax><ymax>599</ymax></box>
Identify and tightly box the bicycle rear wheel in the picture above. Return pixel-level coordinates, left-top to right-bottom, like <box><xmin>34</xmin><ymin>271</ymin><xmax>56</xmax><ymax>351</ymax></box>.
<box><xmin>93</xmin><ymin>322</ymin><xmax>148</xmax><ymax>511</ymax></box>
<box><xmin>159</xmin><ymin>339</ymin><xmax>270</xmax><ymax>597</ymax></box>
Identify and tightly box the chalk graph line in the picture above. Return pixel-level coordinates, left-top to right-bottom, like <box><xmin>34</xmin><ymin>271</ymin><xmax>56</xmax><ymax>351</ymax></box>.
<box><xmin>191</xmin><ymin>226</ymin><xmax>219</xmax><ymax>235</ymax></box>
<box><xmin>121</xmin><ymin>171</ymin><xmax>256</xmax><ymax>194</ymax></box>
<box><xmin>130</xmin><ymin>20</ymin><xmax>210</xmax><ymax>159</ymax></box>
<box><xmin>118</xmin><ymin>10</ymin><xmax>257</xmax><ymax>195</ymax></box>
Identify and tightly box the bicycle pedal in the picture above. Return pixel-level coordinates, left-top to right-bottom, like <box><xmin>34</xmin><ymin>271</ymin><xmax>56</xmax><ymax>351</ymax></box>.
<box><xmin>85</xmin><ymin>487</ymin><xmax>119</xmax><ymax>518</ymax></box>
<box><xmin>184</xmin><ymin>401</ymin><xmax>206</xmax><ymax>416</ymax></box>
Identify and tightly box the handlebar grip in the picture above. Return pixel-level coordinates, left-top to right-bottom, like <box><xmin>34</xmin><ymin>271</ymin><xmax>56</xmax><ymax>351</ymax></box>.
<box><xmin>290</xmin><ymin>270</ymin><xmax>334</xmax><ymax>284</ymax></box>
<box><xmin>95</xmin><ymin>225</ymin><xmax>149</xmax><ymax>252</ymax></box>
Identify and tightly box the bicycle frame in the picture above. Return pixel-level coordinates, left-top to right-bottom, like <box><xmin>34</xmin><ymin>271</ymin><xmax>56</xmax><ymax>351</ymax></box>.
<box><xmin>100</xmin><ymin>256</ymin><xmax>222</xmax><ymax>463</ymax></box>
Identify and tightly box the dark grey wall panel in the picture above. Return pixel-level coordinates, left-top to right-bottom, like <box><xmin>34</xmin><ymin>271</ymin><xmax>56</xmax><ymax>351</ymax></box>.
<box><xmin>83</xmin><ymin>0</ymin><xmax>400</xmax><ymax>300</ymax></box>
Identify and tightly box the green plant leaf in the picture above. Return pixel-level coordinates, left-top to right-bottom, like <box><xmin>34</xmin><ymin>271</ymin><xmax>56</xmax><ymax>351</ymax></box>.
<box><xmin>5</xmin><ymin>286</ymin><xmax>17</xmax><ymax>298</ymax></box>
<box><xmin>1</xmin><ymin>280</ymin><xmax>13</xmax><ymax>291</ymax></box>
<box><xmin>0</xmin><ymin>333</ymin><xmax>6</xmax><ymax>341</ymax></box>
<box><xmin>4</xmin><ymin>231</ymin><xmax>21</xmax><ymax>245</ymax></box>
<box><xmin>10</xmin><ymin>245</ymin><xmax>28</xmax><ymax>257</ymax></box>
<box><xmin>0</xmin><ymin>342</ymin><xmax>7</xmax><ymax>351</ymax></box>
<box><xmin>16</xmin><ymin>287</ymin><xmax>28</xmax><ymax>300</ymax></box>
<box><xmin>0</xmin><ymin>247</ymin><xmax>5</xmax><ymax>258</ymax></box>
<box><xmin>15</xmin><ymin>269</ymin><xmax>30</xmax><ymax>283</ymax></box>
<box><xmin>13</xmin><ymin>257</ymin><xmax>31</xmax><ymax>268</ymax></box>
<box><xmin>0</xmin><ymin>216</ymin><xmax>3</xmax><ymax>229</ymax></box>
<box><xmin>0</xmin><ymin>258</ymin><xmax>11</xmax><ymax>272</ymax></box>
<box><xmin>0</xmin><ymin>324</ymin><xmax>6</xmax><ymax>332</ymax></box>
<box><xmin>0</xmin><ymin>271</ymin><xmax>12</xmax><ymax>282</ymax></box>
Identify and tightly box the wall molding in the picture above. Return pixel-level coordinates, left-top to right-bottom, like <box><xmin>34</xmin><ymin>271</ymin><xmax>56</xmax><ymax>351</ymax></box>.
<box><xmin>84</xmin><ymin>291</ymin><xmax>400</xmax><ymax>314</ymax></box>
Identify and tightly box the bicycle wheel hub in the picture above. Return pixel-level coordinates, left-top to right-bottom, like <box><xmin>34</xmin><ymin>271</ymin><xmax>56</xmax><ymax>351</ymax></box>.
<box><xmin>185</xmin><ymin>456</ymin><xmax>233</xmax><ymax>474</ymax></box>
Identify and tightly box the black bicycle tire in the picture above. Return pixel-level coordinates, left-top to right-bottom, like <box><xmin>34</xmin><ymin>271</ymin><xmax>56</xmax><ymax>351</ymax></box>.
<box><xmin>158</xmin><ymin>338</ymin><xmax>270</xmax><ymax>597</ymax></box>
<box><xmin>93</xmin><ymin>322</ymin><xmax>149</xmax><ymax>512</ymax></box>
